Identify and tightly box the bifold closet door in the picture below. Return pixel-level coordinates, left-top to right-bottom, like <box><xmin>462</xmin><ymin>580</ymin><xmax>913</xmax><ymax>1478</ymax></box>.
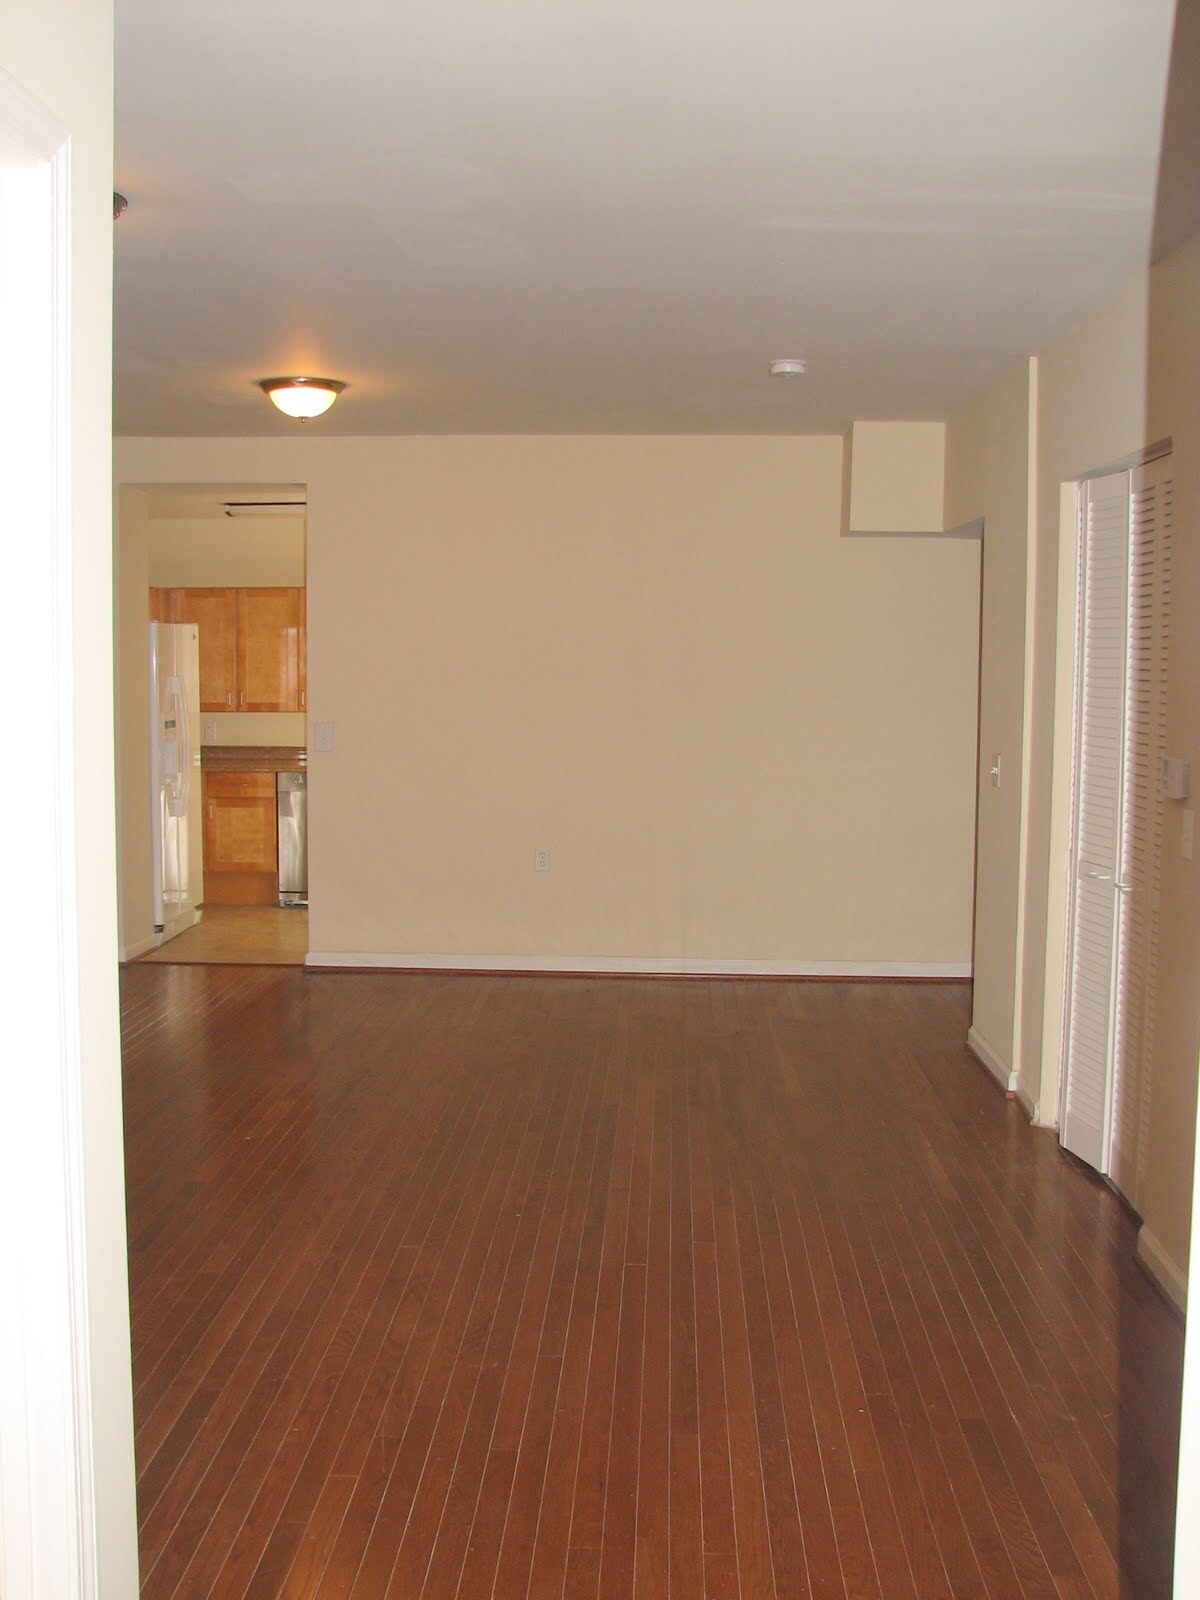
<box><xmin>1061</xmin><ymin>456</ymin><xmax>1171</xmax><ymax>1201</ymax></box>
<box><xmin>1108</xmin><ymin>457</ymin><xmax>1171</xmax><ymax>1202</ymax></box>
<box><xmin>1061</xmin><ymin>470</ymin><xmax>1129</xmax><ymax>1170</ymax></box>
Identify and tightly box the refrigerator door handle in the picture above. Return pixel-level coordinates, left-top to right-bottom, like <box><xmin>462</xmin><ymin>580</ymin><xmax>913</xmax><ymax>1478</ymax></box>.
<box><xmin>165</xmin><ymin>674</ymin><xmax>190</xmax><ymax>817</ymax></box>
<box><xmin>175</xmin><ymin>673</ymin><xmax>192</xmax><ymax>813</ymax></box>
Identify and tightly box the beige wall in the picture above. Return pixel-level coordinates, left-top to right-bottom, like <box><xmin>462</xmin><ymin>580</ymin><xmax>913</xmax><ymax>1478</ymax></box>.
<box><xmin>147</xmin><ymin>511</ymin><xmax>305</xmax><ymax>587</ymax></box>
<box><xmin>116</xmin><ymin>434</ymin><xmax>981</xmax><ymax>969</ymax></box>
<box><xmin>946</xmin><ymin>229</ymin><xmax>1200</xmax><ymax>1284</ymax></box>
<box><xmin>846</xmin><ymin>420</ymin><xmax>946</xmax><ymax>532</ymax></box>
<box><xmin>4</xmin><ymin>0</ymin><xmax>140</xmax><ymax>1592</ymax></box>
<box><xmin>200</xmin><ymin>711</ymin><xmax>307</xmax><ymax>747</ymax></box>
<box><xmin>944</xmin><ymin>359</ymin><xmax>1033</xmax><ymax>1081</ymax></box>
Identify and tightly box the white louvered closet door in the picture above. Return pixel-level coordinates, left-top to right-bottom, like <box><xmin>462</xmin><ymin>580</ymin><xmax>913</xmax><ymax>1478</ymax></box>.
<box><xmin>1109</xmin><ymin>457</ymin><xmax>1172</xmax><ymax>1203</ymax></box>
<box><xmin>1061</xmin><ymin>457</ymin><xmax>1172</xmax><ymax>1202</ymax></box>
<box><xmin>1061</xmin><ymin>471</ymin><xmax>1130</xmax><ymax>1170</ymax></box>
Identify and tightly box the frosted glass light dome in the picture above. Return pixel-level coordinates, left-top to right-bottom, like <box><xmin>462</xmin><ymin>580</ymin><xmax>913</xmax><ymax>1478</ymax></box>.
<box><xmin>259</xmin><ymin>377</ymin><xmax>346</xmax><ymax>420</ymax></box>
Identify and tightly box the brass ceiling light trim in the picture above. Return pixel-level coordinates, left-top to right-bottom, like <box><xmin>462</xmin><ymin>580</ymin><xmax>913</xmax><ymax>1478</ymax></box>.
<box><xmin>113</xmin><ymin>191</ymin><xmax>128</xmax><ymax>220</ymax></box>
<box><xmin>258</xmin><ymin>376</ymin><xmax>347</xmax><ymax>421</ymax></box>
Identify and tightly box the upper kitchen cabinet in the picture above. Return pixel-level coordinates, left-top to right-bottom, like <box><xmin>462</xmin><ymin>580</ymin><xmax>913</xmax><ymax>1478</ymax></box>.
<box><xmin>237</xmin><ymin>587</ymin><xmax>300</xmax><ymax>712</ymax></box>
<box><xmin>150</xmin><ymin>584</ymin><xmax>306</xmax><ymax>713</ymax></box>
<box><xmin>171</xmin><ymin>587</ymin><xmax>238</xmax><ymax>711</ymax></box>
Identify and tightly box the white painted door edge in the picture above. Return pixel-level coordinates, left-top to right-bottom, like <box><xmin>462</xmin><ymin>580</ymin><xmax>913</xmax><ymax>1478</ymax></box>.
<box><xmin>0</xmin><ymin>68</ymin><xmax>99</xmax><ymax>1600</ymax></box>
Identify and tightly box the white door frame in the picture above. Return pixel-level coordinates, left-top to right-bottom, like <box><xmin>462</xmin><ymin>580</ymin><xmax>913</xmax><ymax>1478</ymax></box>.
<box><xmin>1039</xmin><ymin>481</ymin><xmax>1085</xmax><ymax>1135</ymax></box>
<box><xmin>0</xmin><ymin>70</ymin><xmax>100</xmax><ymax>1599</ymax></box>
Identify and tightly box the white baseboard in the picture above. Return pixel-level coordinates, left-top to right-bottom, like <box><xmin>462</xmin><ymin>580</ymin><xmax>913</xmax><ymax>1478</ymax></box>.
<box><xmin>118</xmin><ymin>934</ymin><xmax>158</xmax><ymax>963</ymax></box>
<box><xmin>1012</xmin><ymin>1078</ymin><xmax>1040</xmax><ymax>1123</ymax></box>
<box><xmin>966</xmin><ymin>1026</ymin><xmax>1018</xmax><ymax>1093</ymax></box>
<box><xmin>1136</xmin><ymin>1226</ymin><xmax>1188</xmax><ymax>1314</ymax></box>
<box><xmin>305</xmin><ymin>952</ymin><xmax>972</xmax><ymax>980</ymax></box>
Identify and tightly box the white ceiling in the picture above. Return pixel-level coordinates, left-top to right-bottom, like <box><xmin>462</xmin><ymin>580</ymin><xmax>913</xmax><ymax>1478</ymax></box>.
<box><xmin>114</xmin><ymin>0</ymin><xmax>1178</xmax><ymax>436</ymax></box>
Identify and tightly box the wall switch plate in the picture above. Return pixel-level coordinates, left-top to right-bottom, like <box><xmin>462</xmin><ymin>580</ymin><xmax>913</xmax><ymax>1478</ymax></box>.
<box><xmin>1182</xmin><ymin>809</ymin><xmax>1195</xmax><ymax>861</ymax></box>
<box><xmin>534</xmin><ymin>847</ymin><xmax>550</xmax><ymax>873</ymax></box>
<box><xmin>1163</xmin><ymin>757</ymin><xmax>1191</xmax><ymax>800</ymax></box>
<box><xmin>313</xmin><ymin>721</ymin><xmax>335</xmax><ymax>753</ymax></box>
<box><xmin>989</xmin><ymin>753</ymin><xmax>1002</xmax><ymax>789</ymax></box>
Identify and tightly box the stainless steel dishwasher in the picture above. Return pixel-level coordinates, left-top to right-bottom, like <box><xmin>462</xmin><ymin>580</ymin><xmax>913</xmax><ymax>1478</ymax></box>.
<box><xmin>276</xmin><ymin>770</ymin><xmax>308</xmax><ymax>907</ymax></box>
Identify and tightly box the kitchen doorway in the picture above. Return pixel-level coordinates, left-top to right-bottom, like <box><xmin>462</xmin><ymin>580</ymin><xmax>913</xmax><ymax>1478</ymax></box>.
<box><xmin>116</xmin><ymin>481</ymin><xmax>310</xmax><ymax>967</ymax></box>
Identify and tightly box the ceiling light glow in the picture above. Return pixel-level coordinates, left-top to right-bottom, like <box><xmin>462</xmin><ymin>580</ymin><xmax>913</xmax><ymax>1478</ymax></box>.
<box><xmin>258</xmin><ymin>376</ymin><xmax>346</xmax><ymax>420</ymax></box>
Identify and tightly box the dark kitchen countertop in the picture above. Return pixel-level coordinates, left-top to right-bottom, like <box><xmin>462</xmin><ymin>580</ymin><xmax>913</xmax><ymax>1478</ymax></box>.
<box><xmin>201</xmin><ymin>745</ymin><xmax>306</xmax><ymax>774</ymax></box>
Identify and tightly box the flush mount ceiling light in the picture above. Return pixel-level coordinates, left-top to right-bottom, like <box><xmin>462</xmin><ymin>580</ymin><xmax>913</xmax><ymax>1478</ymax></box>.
<box><xmin>113</xmin><ymin>191</ymin><xmax>128</xmax><ymax>220</ymax></box>
<box><xmin>769</xmin><ymin>358</ymin><xmax>807</xmax><ymax>377</ymax></box>
<box><xmin>258</xmin><ymin>376</ymin><xmax>346</xmax><ymax>421</ymax></box>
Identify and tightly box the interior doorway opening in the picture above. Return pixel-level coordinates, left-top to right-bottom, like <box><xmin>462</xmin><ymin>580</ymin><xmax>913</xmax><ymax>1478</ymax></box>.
<box><xmin>116</xmin><ymin>481</ymin><xmax>309</xmax><ymax>967</ymax></box>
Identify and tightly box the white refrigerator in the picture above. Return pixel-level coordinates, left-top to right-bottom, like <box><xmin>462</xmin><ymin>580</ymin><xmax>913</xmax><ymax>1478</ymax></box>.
<box><xmin>149</xmin><ymin>621</ymin><xmax>203</xmax><ymax>941</ymax></box>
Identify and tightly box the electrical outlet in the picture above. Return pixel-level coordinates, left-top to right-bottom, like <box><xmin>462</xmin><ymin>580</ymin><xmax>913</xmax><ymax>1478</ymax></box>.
<box><xmin>313</xmin><ymin>720</ymin><xmax>335</xmax><ymax>753</ymax></box>
<box><xmin>534</xmin><ymin>847</ymin><xmax>550</xmax><ymax>873</ymax></box>
<box><xmin>202</xmin><ymin>718</ymin><xmax>216</xmax><ymax>743</ymax></box>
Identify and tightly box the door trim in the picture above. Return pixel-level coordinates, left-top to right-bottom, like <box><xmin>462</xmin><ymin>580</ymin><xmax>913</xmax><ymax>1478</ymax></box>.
<box><xmin>0</xmin><ymin>69</ymin><xmax>98</xmax><ymax>1600</ymax></box>
<box><xmin>1039</xmin><ymin>482</ymin><xmax>1083</xmax><ymax>1134</ymax></box>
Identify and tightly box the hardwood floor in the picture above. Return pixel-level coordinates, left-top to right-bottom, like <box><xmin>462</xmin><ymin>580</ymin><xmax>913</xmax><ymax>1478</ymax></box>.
<box><xmin>120</xmin><ymin>967</ymin><xmax>1184</xmax><ymax>1599</ymax></box>
<box><xmin>138</xmin><ymin>906</ymin><xmax>308</xmax><ymax>966</ymax></box>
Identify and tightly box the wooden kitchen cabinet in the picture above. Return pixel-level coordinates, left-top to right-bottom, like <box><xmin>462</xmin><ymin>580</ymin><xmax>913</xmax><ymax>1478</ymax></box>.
<box><xmin>171</xmin><ymin>587</ymin><xmax>238</xmax><ymax>711</ymax></box>
<box><xmin>202</xmin><ymin>771</ymin><xmax>278</xmax><ymax>904</ymax></box>
<box><xmin>151</xmin><ymin>585</ymin><xmax>305</xmax><ymax>713</ymax></box>
<box><xmin>237</xmin><ymin>587</ymin><xmax>300</xmax><ymax>712</ymax></box>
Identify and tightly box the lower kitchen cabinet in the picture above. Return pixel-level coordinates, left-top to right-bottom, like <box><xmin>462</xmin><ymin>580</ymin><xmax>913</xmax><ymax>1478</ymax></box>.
<box><xmin>202</xmin><ymin>771</ymin><xmax>277</xmax><ymax>905</ymax></box>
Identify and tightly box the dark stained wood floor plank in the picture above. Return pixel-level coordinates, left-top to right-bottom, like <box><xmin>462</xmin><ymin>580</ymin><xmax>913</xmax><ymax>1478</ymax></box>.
<box><xmin>119</xmin><ymin>967</ymin><xmax>1184</xmax><ymax>1600</ymax></box>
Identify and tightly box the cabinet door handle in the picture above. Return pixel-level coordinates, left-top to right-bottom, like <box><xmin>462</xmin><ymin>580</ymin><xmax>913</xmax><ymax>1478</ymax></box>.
<box><xmin>227</xmin><ymin>691</ymin><xmax>232</xmax><ymax>707</ymax></box>
<box><xmin>239</xmin><ymin>691</ymin><xmax>245</xmax><ymax>707</ymax></box>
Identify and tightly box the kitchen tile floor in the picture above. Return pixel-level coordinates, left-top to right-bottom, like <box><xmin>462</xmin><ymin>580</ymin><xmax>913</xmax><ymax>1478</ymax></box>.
<box><xmin>137</xmin><ymin>906</ymin><xmax>308</xmax><ymax>966</ymax></box>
